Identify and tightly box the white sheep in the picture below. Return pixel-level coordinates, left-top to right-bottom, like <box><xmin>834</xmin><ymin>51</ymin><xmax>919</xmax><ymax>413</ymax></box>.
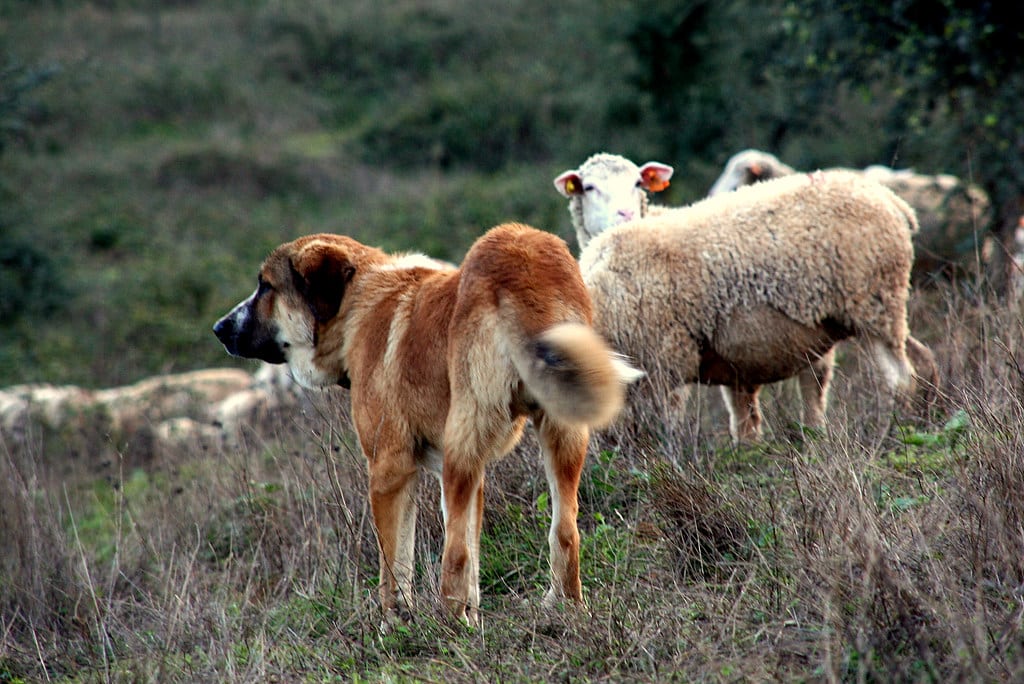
<box><xmin>708</xmin><ymin>149</ymin><xmax>994</xmax><ymax>281</ymax></box>
<box><xmin>554</xmin><ymin>152</ymin><xmax>674</xmax><ymax>252</ymax></box>
<box><xmin>706</xmin><ymin>149</ymin><xmax>795</xmax><ymax>196</ymax></box>
<box><xmin>555</xmin><ymin>157</ymin><xmax>936</xmax><ymax>442</ymax></box>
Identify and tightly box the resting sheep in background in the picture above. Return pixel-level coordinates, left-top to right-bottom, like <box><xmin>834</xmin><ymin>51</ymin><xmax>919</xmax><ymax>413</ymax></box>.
<box><xmin>554</xmin><ymin>155</ymin><xmax>937</xmax><ymax>442</ymax></box>
<box><xmin>708</xmin><ymin>148</ymin><xmax>996</xmax><ymax>282</ymax></box>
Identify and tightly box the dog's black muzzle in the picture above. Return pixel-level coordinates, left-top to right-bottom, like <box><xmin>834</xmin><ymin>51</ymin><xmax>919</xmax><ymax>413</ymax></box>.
<box><xmin>213</xmin><ymin>302</ymin><xmax>287</xmax><ymax>365</ymax></box>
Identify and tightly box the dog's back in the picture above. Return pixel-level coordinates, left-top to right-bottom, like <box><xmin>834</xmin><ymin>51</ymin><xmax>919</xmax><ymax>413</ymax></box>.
<box><xmin>449</xmin><ymin>223</ymin><xmax>641</xmax><ymax>432</ymax></box>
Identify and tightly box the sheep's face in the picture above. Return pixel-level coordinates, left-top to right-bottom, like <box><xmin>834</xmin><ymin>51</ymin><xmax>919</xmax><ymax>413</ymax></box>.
<box><xmin>707</xmin><ymin>149</ymin><xmax>794</xmax><ymax>196</ymax></box>
<box><xmin>554</xmin><ymin>153</ymin><xmax>673</xmax><ymax>249</ymax></box>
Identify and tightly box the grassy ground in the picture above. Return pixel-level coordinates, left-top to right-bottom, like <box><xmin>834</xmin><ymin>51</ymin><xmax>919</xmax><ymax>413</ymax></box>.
<box><xmin>3</xmin><ymin>286</ymin><xmax>1024</xmax><ymax>682</ymax></box>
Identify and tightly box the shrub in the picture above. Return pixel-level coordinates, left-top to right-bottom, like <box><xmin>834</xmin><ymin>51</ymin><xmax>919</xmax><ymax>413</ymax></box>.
<box><xmin>0</xmin><ymin>55</ymin><xmax>57</xmax><ymax>154</ymax></box>
<box><xmin>0</xmin><ymin>228</ymin><xmax>66</xmax><ymax>321</ymax></box>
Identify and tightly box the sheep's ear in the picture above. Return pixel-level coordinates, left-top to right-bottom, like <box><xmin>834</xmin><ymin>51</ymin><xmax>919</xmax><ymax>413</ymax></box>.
<box><xmin>290</xmin><ymin>244</ymin><xmax>356</xmax><ymax>324</ymax></box>
<box><xmin>640</xmin><ymin>162</ymin><xmax>673</xmax><ymax>192</ymax></box>
<box><xmin>554</xmin><ymin>171</ymin><xmax>583</xmax><ymax>197</ymax></box>
<box><xmin>748</xmin><ymin>162</ymin><xmax>764</xmax><ymax>180</ymax></box>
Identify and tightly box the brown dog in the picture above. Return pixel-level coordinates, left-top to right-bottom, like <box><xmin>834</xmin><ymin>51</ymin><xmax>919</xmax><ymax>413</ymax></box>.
<box><xmin>213</xmin><ymin>223</ymin><xmax>641</xmax><ymax>625</ymax></box>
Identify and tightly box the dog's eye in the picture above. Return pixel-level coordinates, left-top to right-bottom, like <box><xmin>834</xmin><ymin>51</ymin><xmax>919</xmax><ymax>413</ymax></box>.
<box><xmin>257</xmin><ymin>278</ymin><xmax>273</xmax><ymax>296</ymax></box>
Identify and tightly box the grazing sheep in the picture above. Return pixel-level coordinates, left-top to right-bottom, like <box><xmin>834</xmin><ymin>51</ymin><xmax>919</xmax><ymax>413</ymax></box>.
<box><xmin>556</xmin><ymin>163</ymin><xmax>936</xmax><ymax>442</ymax></box>
<box><xmin>708</xmin><ymin>149</ymin><xmax>994</xmax><ymax>281</ymax></box>
<box><xmin>707</xmin><ymin>149</ymin><xmax>795</xmax><ymax>196</ymax></box>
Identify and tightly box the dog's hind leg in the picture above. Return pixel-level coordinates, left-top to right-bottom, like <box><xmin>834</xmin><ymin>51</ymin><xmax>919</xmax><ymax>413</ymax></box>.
<box><xmin>535</xmin><ymin>412</ymin><xmax>587</xmax><ymax>608</ymax></box>
<box><xmin>440</xmin><ymin>401</ymin><xmax>524</xmax><ymax>625</ymax></box>
<box><xmin>439</xmin><ymin>459</ymin><xmax>486</xmax><ymax>625</ymax></box>
<box><xmin>366</xmin><ymin>443</ymin><xmax>420</xmax><ymax>624</ymax></box>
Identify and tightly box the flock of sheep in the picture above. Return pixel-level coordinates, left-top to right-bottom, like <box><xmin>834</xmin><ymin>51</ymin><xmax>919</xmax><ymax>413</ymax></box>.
<box><xmin>552</xmin><ymin>150</ymin><xmax>984</xmax><ymax>442</ymax></box>
<box><xmin>2</xmin><ymin>149</ymin><xmax>996</xmax><ymax>457</ymax></box>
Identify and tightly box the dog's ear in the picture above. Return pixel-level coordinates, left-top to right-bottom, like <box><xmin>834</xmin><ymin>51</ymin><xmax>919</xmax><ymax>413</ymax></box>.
<box><xmin>290</xmin><ymin>243</ymin><xmax>356</xmax><ymax>323</ymax></box>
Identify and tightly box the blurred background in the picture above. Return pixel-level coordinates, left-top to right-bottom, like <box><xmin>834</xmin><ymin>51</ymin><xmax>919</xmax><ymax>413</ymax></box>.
<box><xmin>2</xmin><ymin>0</ymin><xmax>1022</xmax><ymax>388</ymax></box>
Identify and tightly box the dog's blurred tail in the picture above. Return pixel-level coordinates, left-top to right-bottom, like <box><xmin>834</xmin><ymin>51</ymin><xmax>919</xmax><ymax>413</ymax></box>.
<box><xmin>516</xmin><ymin>323</ymin><xmax>643</xmax><ymax>428</ymax></box>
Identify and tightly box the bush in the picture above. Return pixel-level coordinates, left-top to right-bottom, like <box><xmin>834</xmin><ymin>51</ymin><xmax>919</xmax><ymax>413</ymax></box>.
<box><xmin>0</xmin><ymin>55</ymin><xmax>57</xmax><ymax>154</ymax></box>
<box><xmin>261</xmin><ymin>0</ymin><xmax>652</xmax><ymax>172</ymax></box>
<box><xmin>0</xmin><ymin>228</ymin><xmax>66</xmax><ymax>321</ymax></box>
<box><xmin>126</xmin><ymin>63</ymin><xmax>231</xmax><ymax>128</ymax></box>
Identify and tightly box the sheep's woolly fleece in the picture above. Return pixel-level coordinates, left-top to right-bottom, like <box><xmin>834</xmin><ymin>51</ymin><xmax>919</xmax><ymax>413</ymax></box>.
<box><xmin>708</xmin><ymin>149</ymin><xmax>998</xmax><ymax>281</ymax></box>
<box><xmin>580</xmin><ymin>170</ymin><xmax>917</xmax><ymax>390</ymax></box>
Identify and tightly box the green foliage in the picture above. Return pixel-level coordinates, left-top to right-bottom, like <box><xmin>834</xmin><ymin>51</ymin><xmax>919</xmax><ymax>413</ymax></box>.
<box><xmin>358</xmin><ymin>75</ymin><xmax>554</xmax><ymax>171</ymax></box>
<box><xmin>72</xmin><ymin>469</ymin><xmax>159</xmax><ymax>567</ymax></box>
<box><xmin>126</xmin><ymin>63</ymin><xmax>232</xmax><ymax>130</ymax></box>
<box><xmin>0</xmin><ymin>56</ymin><xmax>65</xmax><ymax>378</ymax></box>
<box><xmin>479</xmin><ymin>502</ymin><xmax>547</xmax><ymax>596</ymax></box>
<box><xmin>893</xmin><ymin>409</ymin><xmax>970</xmax><ymax>459</ymax></box>
<box><xmin>623</xmin><ymin>1</ymin><xmax>728</xmax><ymax>159</ymax></box>
<box><xmin>0</xmin><ymin>55</ymin><xmax>57</xmax><ymax>154</ymax></box>
<box><xmin>203</xmin><ymin>481</ymin><xmax>286</xmax><ymax>564</ymax></box>
<box><xmin>0</xmin><ymin>226</ymin><xmax>66</xmax><ymax>322</ymax></box>
<box><xmin>779</xmin><ymin>0</ymin><xmax>1024</xmax><ymax>288</ymax></box>
<box><xmin>155</xmin><ymin>148</ymin><xmax>310</xmax><ymax>197</ymax></box>
<box><xmin>261</xmin><ymin>0</ymin><xmax>652</xmax><ymax>172</ymax></box>
<box><xmin>263</xmin><ymin>3</ymin><xmax>477</xmax><ymax>94</ymax></box>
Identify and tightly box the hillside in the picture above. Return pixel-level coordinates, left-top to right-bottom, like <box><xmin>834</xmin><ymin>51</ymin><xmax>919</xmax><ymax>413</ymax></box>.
<box><xmin>0</xmin><ymin>0</ymin><xmax>666</xmax><ymax>387</ymax></box>
<box><xmin>5</xmin><ymin>0</ymin><xmax>1012</xmax><ymax>389</ymax></box>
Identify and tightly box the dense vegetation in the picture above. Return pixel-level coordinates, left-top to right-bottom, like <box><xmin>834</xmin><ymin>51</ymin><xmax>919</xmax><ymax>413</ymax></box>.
<box><xmin>3</xmin><ymin>1</ymin><xmax>1024</xmax><ymax>681</ymax></box>
<box><xmin>3</xmin><ymin>0</ymin><xmax>1021</xmax><ymax>388</ymax></box>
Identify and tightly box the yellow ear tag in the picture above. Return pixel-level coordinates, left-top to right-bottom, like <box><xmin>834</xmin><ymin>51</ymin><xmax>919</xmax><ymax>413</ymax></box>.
<box><xmin>564</xmin><ymin>178</ymin><xmax>577</xmax><ymax>194</ymax></box>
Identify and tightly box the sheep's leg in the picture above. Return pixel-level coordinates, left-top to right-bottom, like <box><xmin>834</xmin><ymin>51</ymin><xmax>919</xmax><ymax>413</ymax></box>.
<box><xmin>534</xmin><ymin>411</ymin><xmax>587</xmax><ymax>608</ymax></box>
<box><xmin>721</xmin><ymin>385</ymin><xmax>763</xmax><ymax>442</ymax></box>
<box><xmin>667</xmin><ymin>384</ymin><xmax>692</xmax><ymax>425</ymax></box>
<box><xmin>905</xmin><ymin>334</ymin><xmax>938</xmax><ymax>403</ymax></box>
<box><xmin>797</xmin><ymin>347</ymin><xmax>836</xmax><ymax>430</ymax></box>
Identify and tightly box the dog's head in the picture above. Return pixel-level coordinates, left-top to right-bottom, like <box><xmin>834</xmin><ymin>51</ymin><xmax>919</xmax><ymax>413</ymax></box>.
<box><xmin>213</xmin><ymin>234</ymin><xmax>369</xmax><ymax>389</ymax></box>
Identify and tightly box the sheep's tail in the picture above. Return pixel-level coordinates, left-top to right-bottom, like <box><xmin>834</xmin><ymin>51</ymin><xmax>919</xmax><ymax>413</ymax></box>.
<box><xmin>890</xmin><ymin>191</ymin><xmax>920</xmax><ymax>235</ymax></box>
<box><xmin>514</xmin><ymin>323</ymin><xmax>643</xmax><ymax>428</ymax></box>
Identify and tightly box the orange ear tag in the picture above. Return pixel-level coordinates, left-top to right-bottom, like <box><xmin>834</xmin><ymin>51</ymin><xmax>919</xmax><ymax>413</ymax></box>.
<box><xmin>643</xmin><ymin>169</ymin><xmax>670</xmax><ymax>192</ymax></box>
